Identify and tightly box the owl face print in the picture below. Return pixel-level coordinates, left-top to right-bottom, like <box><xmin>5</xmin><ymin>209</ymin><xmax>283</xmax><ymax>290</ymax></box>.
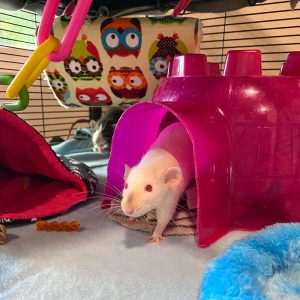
<box><xmin>64</xmin><ymin>34</ymin><xmax>103</xmax><ymax>81</ymax></box>
<box><xmin>107</xmin><ymin>67</ymin><xmax>148</xmax><ymax>100</ymax></box>
<box><xmin>149</xmin><ymin>33</ymin><xmax>188</xmax><ymax>79</ymax></box>
<box><xmin>149</xmin><ymin>56</ymin><xmax>170</xmax><ymax>80</ymax></box>
<box><xmin>76</xmin><ymin>87</ymin><xmax>112</xmax><ymax>106</ymax></box>
<box><xmin>46</xmin><ymin>70</ymin><xmax>70</xmax><ymax>102</ymax></box>
<box><xmin>100</xmin><ymin>18</ymin><xmax>142</xmax><ymax>58</ymax></box>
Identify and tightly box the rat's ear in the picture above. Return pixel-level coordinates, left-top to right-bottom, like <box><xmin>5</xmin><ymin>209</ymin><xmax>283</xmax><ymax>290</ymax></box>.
<box><xmin>90</xmin><ymin>120</ymin><xmax>96</xmax><ymax>129</ymax></box>
<box><xmin>124</xmin><ymin>164</ymin><xmax>131</xmax><ymax>180</ymax></box>
<box><xmin>164</xmin><ymin>167</ymin><xmax>182</xmax><ymax>187</ymax></box>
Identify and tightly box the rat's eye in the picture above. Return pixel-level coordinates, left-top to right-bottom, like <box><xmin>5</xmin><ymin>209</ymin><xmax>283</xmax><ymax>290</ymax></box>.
<box><xmin>124</xmin><ymin>182</ymin><xmax>128</xmax><ymax>189</ymax></box>
<box><xmin>145</xmin><ymin>184</ymin><xmax>152</xmax><ymax>192</ymax></box>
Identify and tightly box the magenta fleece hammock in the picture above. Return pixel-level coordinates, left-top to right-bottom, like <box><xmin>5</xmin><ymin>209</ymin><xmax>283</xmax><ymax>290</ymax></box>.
<box><xmin>0</xmin><ymin>108</ymin><xmax>97</xmax><ymax>222</ymax></box>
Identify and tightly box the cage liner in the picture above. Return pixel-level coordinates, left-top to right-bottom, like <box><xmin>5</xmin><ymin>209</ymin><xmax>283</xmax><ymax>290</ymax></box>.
<box><xmin>0</xmin><ymin>109</ymin><xmax>89</xmax><ymax>220</ymax></box>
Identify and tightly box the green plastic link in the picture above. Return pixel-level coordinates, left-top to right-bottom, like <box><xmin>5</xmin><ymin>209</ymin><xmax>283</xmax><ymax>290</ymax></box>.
<box><xmin>0</xmin><ymin>74</ymin><xmax>29</xmax><ymax>111</ymax></box>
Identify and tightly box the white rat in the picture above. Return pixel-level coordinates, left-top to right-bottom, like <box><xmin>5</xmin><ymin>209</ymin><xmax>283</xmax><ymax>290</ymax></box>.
<box><xmin>121</xmin><ymin>122</ymin><xmax>194</xmax><ymax>243</ymax></box>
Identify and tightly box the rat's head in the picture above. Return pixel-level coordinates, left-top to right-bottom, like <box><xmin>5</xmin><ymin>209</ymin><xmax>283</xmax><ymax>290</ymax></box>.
<box><xmin>121</xmin><ymin>163</ymin><xmax>182</xmax><ymax>218</ymax></box>
<box><xmin>90</xmin><ymin>120</ymin><xmax>116</xmax><ymax>153</ymax></box>
<box><xmin>90</xmin><ymin>107</ymin><xmax>124</xmax><ymax>153</ymax></box>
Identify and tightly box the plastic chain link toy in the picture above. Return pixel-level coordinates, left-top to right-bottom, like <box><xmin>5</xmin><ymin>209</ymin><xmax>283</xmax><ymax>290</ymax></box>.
<box><xmin>37</xmin><ymin>0</ymin><xmax>93</xmax><ymax>62</ymax></box>
<box><xmin>172</xmin><ymin>0</ymin><xmax>192</xmax><ymax>16</ymax></box>
<box><xmin>6</xmin><ymin>36</ymin><xmax>60</xmax><ymax>100</ymax></box>
<box><xmin>0</xmin><ymin>74</ymin><xmax>29</xmax><ymax>111</ymax></box>
<box><xmin>4</xmin><ymin>0</ymin><xmax>92</xmax><ymax>111</ymax></box>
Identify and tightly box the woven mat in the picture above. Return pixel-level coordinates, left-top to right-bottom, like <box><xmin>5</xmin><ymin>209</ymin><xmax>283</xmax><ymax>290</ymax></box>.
<box><xmin>108</xmin><ymin>199</ymin><xmax>197</xmax><ymax>236</ymax></box>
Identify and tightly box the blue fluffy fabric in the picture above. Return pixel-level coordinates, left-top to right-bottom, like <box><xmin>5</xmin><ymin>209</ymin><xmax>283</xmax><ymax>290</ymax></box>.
<box><xmin>200</xmin><ymin>223</ymin><xmax>300</xmax><ymax>300</ymax></box>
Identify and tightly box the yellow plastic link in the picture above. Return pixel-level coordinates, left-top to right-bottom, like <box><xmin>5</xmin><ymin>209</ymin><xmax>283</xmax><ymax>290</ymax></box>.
<box><xmin>6</xmin><ymin>35</ymin><xmax>60</xmax><ymax>99</ymax></box>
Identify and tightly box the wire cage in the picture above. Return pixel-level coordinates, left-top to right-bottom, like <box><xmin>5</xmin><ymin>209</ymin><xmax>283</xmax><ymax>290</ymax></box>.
<box><xmin>0</xmin><ymin>0</ymin><xmax>299</xmax><ymax>141</ymax></box>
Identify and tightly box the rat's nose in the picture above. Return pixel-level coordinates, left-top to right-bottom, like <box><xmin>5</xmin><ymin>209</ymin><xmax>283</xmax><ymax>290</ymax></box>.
<box><xmin>124</xmin><ymin>208</ymin><xmax>134</xmax><ymax>215</ymax></box>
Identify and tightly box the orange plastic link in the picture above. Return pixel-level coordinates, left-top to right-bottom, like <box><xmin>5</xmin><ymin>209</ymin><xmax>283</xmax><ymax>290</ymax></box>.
<box><xmin>36</xmin><ymin>220</ymin><xmax>80</xmax><ymax>232</ymax></box>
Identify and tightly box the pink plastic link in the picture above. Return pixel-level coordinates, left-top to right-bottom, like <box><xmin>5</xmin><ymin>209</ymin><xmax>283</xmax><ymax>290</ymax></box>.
<box><xmin>63</xmin><ymin>1</ymin><xmax>76</xmax><ymax>17</ymax></box>
<box><xmin>37</xmin><ymin>0</ymin><xmax>92</xmax><ymax>62</ymax></box>
<box><xmin>37</xmin><ymin>0</ymin><xmax>59</xmax><ymax>46</ymax></box>
<box><xmin>172</xmin><ymin>0</ymin><xmax>192</xmax><ymax>16</ymax></box>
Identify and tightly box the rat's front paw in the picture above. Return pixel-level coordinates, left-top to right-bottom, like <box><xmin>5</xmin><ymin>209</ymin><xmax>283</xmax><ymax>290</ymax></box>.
<box><xmin>147</xmin><ymin>233</ymin><xmax>166</xmax><ymax>243</ymax></box>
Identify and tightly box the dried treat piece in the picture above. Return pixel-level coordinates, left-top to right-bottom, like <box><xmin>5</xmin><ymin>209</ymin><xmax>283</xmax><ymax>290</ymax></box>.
<box><xmin>36</xmin><ymin>220</ymin><xmax>80</xmax><ymax>232</ymax></box>
<box><xmin>0</xmin><ymin>224</ymin><xmax>6</xmax><ymax>245</ymax></box>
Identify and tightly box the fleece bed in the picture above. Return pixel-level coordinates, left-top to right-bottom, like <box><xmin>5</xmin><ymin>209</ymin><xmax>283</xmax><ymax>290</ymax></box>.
<box><xmin>200</xmin><ymin>223</ymin><xmax>300</xmax><ymax>299</ymax></box>
<box><xmin>0</xmin><ymin>108</ymin><xmax>97</xmax><ymax>222</ymax></box>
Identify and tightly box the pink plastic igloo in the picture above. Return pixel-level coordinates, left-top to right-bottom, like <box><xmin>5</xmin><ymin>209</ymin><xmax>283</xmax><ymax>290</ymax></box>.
<box><xmin>104</xmin><ymin>50</ymin><xmax>300</xmax><ymax>248</ymax></box>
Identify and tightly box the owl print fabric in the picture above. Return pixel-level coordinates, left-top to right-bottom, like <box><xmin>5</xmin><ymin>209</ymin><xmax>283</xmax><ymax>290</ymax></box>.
<box><xmin>45</xmin><ymin>16</ymin><xmax>201</xmax><ymax>108</ymax></box>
